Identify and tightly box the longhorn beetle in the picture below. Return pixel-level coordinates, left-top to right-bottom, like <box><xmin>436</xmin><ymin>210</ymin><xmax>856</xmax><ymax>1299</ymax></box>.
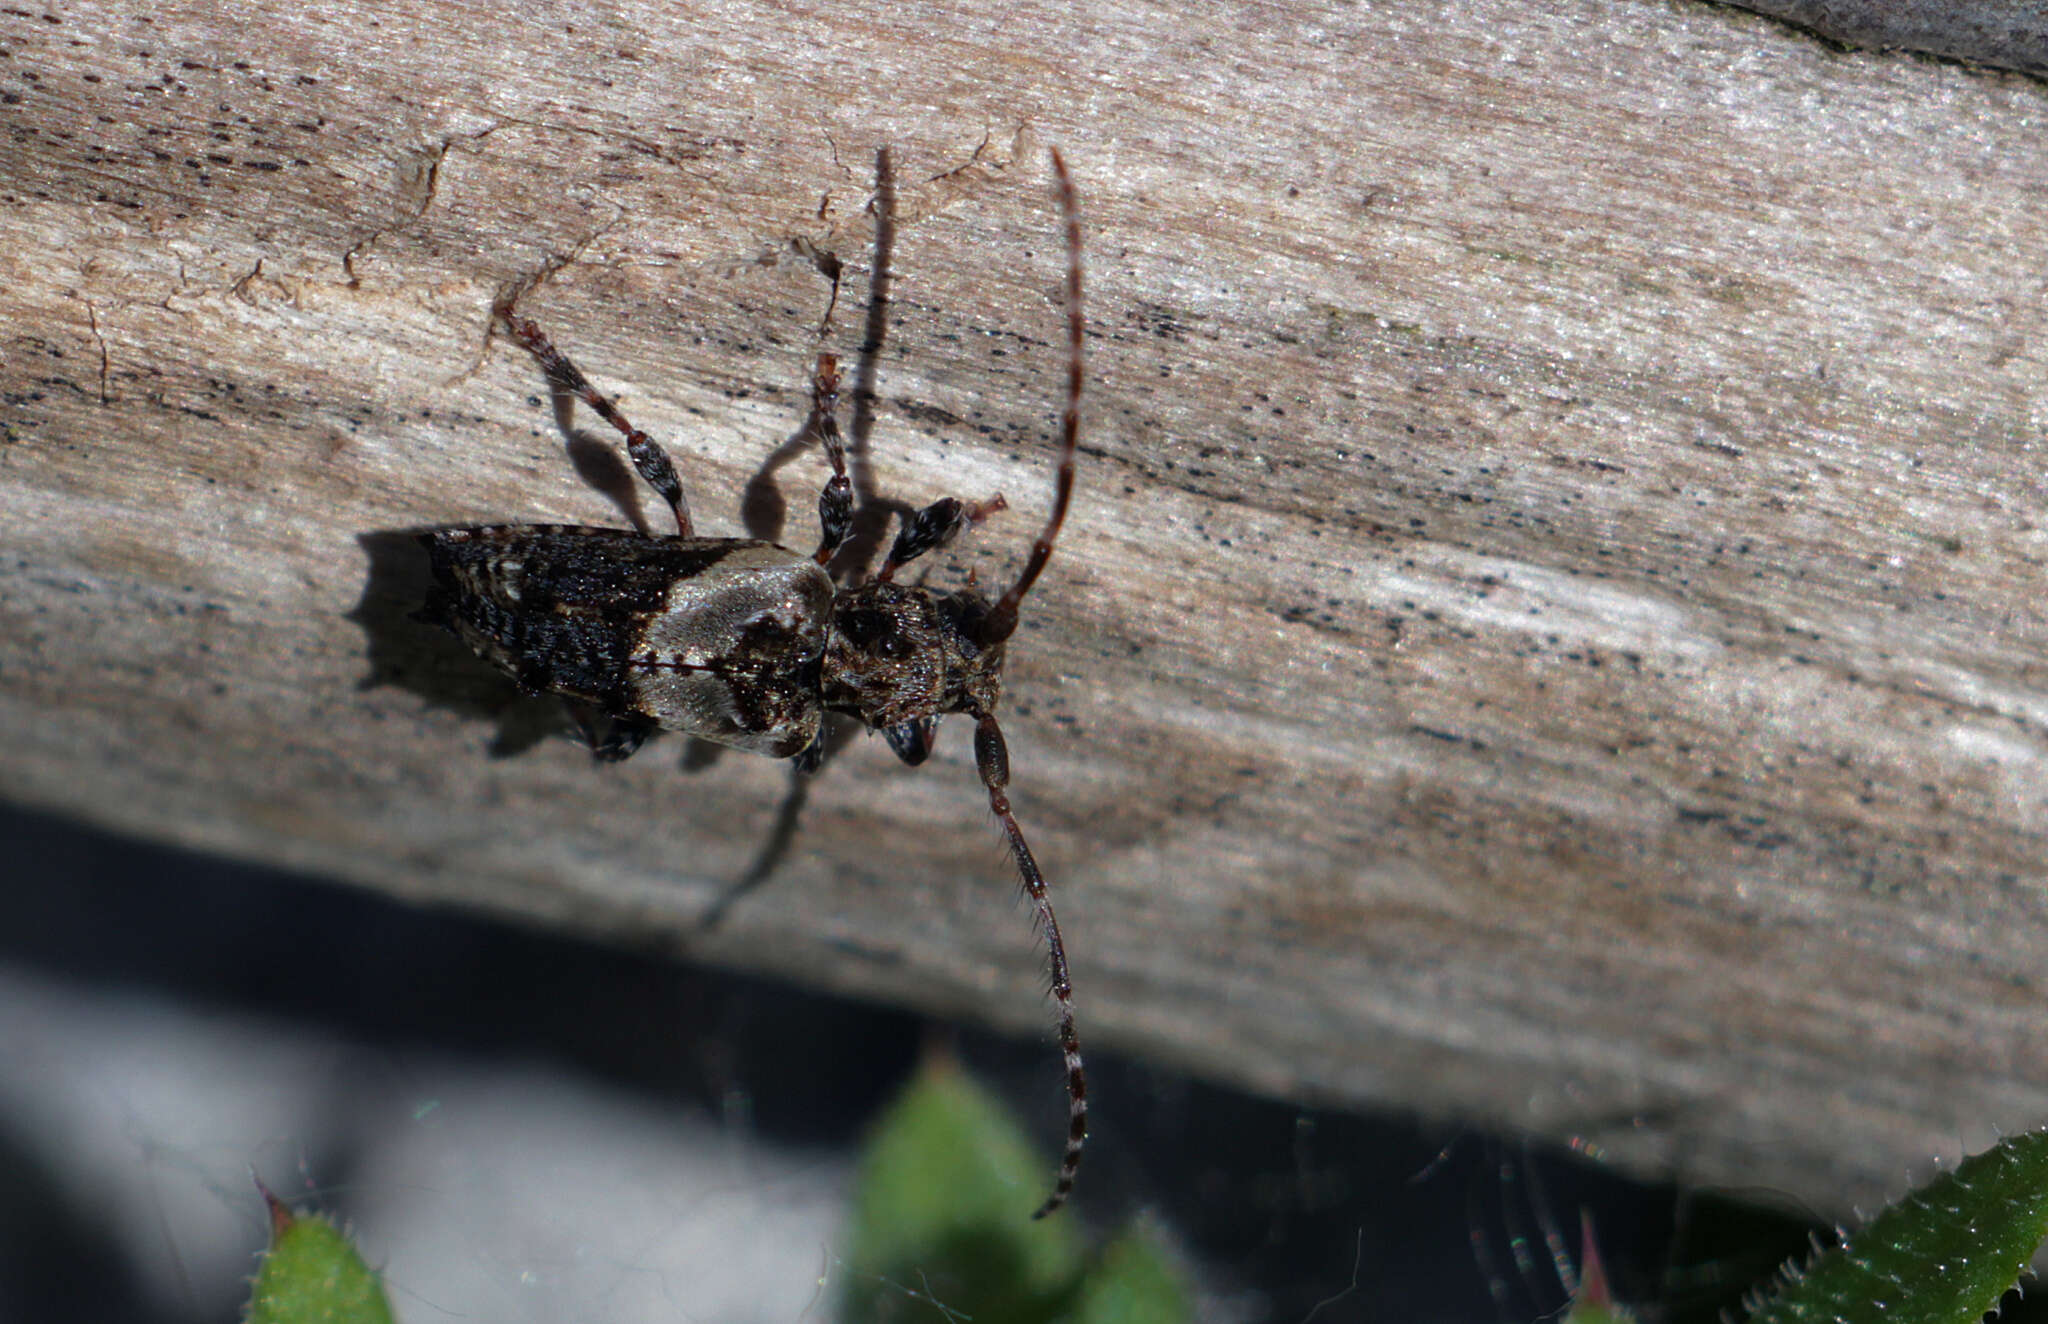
<box><xmin>419</xmin><ymin>150</ymin><xmax>1088</xmax><ymax>1216</ymax></box>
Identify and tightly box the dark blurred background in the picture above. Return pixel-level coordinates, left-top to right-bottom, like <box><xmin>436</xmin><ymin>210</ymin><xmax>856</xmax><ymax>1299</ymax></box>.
<box><xmin>0</xmin><ymin>798</ymin><xmax>1961</xmax><ymax>1323</ymax></box>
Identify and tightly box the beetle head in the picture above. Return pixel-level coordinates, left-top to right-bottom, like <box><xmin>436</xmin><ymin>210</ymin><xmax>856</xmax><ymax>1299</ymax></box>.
<box><xmin>821</xmin><ymin>581</ymin><xmax>1004</xmax><ymax>727</ymax></box>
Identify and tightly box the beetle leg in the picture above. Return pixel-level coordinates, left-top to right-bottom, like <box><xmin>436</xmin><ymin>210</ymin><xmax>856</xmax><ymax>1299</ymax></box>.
<box><xmin>881</xmin><ymin>716</ymin><xmax>938</xmax><ymax>766</ymax></box>
<box><xmin>809</xmin><ymin>352</ymin><xmax>855</xmax><ymax>565</ymax></box>
<box><xmin>875</xmin><ymin>492</ymin><xmax>1007</xmax><ymax>582</ymax></box>
<box><xmin>792</xmin><ymin>725</ymin><xmax>831</xmax><ymax>774</ymax></box>
<box><xmin>570</xmin><ymin>705</ymin><xmax>656</xmax><ymax>763</ymax></box>
<box><xmin>496</xmin><ymin>304</ymin><xmax>694</xmax><ymax>537</ymax></box>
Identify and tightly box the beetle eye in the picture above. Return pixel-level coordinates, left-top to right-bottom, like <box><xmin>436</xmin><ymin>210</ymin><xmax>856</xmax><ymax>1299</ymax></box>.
<box><xmin>876</xmin><ymin>633</ymin><xmax>912</xmax><ymax>660</ymax></box>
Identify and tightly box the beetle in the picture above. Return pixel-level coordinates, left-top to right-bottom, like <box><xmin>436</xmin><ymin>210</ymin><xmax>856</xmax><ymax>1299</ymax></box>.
<box><xmin>417</xmin><ymin>150</ymin><xmax>1088</xmax><ymax>1216</ymax></box>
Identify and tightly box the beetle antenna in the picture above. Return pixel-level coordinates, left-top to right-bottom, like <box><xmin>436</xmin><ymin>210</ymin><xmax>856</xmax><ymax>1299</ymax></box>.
<box><xmin>973</xmin><ymin>710</ymin><xmax>1086</xmax><ymax>1217</ymax></box>
<box><xmin>982</xmin><ymin>148</ymin><xmax>1082</xmax><ymax>646</ymax></box>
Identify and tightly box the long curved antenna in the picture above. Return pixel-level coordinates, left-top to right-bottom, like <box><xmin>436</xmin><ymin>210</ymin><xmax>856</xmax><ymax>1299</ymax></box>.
<box><xmin>973</xmin><ymin>710</ymin><xmax>1086</xmax><ymax>1218</ymax></box>
<box><xmin>982</xmin><ymin>148</ymin><xmax>1083</xmax><ymax>646</ymax></box>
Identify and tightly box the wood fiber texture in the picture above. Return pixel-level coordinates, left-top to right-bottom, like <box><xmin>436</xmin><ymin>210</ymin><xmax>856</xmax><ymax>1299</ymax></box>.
<box><xmin>3</xmin><ymin>0</ymin><xmax>2047</xmax><ymax>1213</ymax></box>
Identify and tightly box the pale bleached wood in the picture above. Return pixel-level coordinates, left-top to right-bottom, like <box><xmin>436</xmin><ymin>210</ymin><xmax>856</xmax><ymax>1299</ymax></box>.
<box><xmin>3</xmin><ymin>0</ymin><xmax>2048</xmax><ymax>1216</ymax></box>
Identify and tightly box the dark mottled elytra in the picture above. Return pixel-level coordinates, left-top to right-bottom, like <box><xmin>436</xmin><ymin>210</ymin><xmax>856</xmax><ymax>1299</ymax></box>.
<box><xmin>419</xmin><ymin>151</ymin><xmax>1089</xmax><ymax>1216</ymax></box>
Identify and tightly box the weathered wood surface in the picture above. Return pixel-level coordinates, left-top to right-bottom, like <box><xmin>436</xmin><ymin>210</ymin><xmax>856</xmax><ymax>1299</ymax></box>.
<box><xmin>4</xmin><ymin>0</ymin><xmax>2047</xmax><ymax>1213</ymax></box>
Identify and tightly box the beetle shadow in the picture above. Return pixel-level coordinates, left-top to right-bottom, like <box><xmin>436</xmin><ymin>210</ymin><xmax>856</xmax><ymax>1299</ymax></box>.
<box><xmin>737</xmin><ymin>412</ymin><xmax>815</xmax><ymax>547</ymax></box>
<box><xmin>347</xmin><ymin>529</ymin><xmax>570</xmax><ymax>759</ymax></box>
<box><xmin>562</xmin><ymin>424</ymin><xmax>661</xmax><ymax>537</ymax></box>
<box><xmin>835</xmin><ymin>144</ymin><xmax>916</xmax><ymax>583</ymax></box>
<box><xmin>694</xmin><ymin>715</ymin><xmax>863</xmax><ymax>931</ymax></box>
<box><xmin>740</xmin><ymin>144</ymin><xmax>911</xmax><ymax>573</ymax></box>
<box><xmin>353</xmin><ymin>146</ymin><xmax>913</xmax><ymax>906</ymax></box>
<box><xmin>699</xmin><ymin>146</ymin><xmax>911</xmax><ymax>926</ymax></box>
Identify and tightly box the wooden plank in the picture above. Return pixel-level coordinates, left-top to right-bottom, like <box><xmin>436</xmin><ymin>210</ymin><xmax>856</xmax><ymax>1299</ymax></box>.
<box><xmin>3</xmin><ymin>0</ymin><xmax>2046</xmax><ymax>1213</ymax></box>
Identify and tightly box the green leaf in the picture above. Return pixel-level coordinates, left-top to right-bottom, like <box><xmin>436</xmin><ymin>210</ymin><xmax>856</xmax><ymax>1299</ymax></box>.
<box><xmin>245</xmin><ymin>1184</ymin><xmax>395</xmax><ymax>1324</ymax></box>
<box><xmin>1745</xmin><ymin>1129</ymin><xmax>2048</xmax><ymax>1324</ymax></box>
<box><xmin>841</xmin><ymin>1056</ymin><xmax>1084</xmax><ymax>1324</ymax></box>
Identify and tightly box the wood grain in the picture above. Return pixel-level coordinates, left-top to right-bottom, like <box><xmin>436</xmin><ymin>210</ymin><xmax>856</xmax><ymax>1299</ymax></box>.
<box><xmin>4</xmin><ymin>0</ymin><xmax>2047</xmax><ymax>1214</ymax></box>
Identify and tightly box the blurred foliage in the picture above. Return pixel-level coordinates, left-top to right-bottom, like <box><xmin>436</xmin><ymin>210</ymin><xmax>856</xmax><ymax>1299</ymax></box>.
<box><xmin>840</xmin><ymin>1056</ymin><xmax>1190</xmax><ymax>1324</ymax></box>
<box><xmin>226</xmin><ymin>1070</ymin><xmax>2048</xmax><ymax>1324</ymax></box>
